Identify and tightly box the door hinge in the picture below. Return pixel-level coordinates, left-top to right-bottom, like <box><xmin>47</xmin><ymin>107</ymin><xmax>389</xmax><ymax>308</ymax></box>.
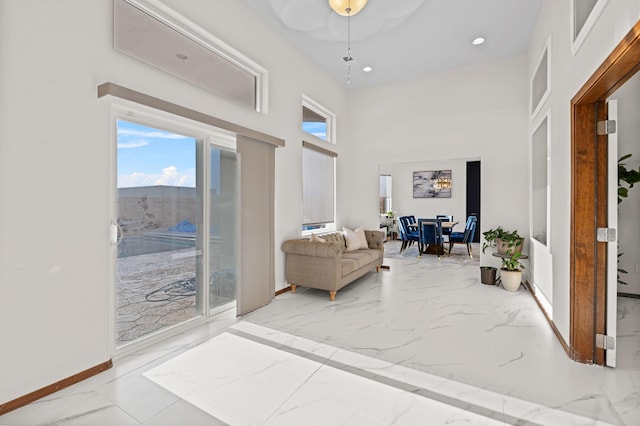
<box><xmin>596</xmin><ymin>227</ymin><xmax>617</xmax><ymax>242</ymax></box>
<box><xmin>597</xmin><ymin>120</ymin><xmax>617</xmax><ymax>135</ymax></box>
<box><xmin>596</xmin><ymin>334</ymin><xmax>615</xmax><ymax>350</ymax></box>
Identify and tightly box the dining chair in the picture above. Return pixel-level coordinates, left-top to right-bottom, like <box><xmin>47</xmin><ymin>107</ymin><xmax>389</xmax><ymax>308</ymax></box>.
<box><xmin>448</xmin><ymin>216</ymin><xmax>477</xmax><ymax>258</ymax></box>
<box><xmin>398</xmin><ymin>216</ymin><xmax>419</xmax><ymax>252</ymax></box>
<box><xmin>418</xmin><ymin>218</ymin><xmax>444</xmax><ymax>259</ymax></box>
<box><xmin>436</xmin><ymin>214</ymin><xmax>453</xmax><ymax>239</ymax></box>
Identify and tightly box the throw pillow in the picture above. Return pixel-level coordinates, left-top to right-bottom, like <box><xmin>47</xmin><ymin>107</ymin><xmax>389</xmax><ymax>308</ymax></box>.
<box><xmin>343</xmin><ymin>226</ymin><xmax>368</xmax><ymax>251</ymax></box>
<box><xmin>310</xmin><ymin>233</ymin><xmax>326</xmax><ymax>243</ymax></box>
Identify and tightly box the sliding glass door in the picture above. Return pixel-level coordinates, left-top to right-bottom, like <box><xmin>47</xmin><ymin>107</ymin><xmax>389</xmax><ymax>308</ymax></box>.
<box><xmin>115</xmin><ymin>117</ymin><xmax>236</xmax><ymax>347</ymax></box>
<box><xmin>207</xmin><ymin>145</ymin><xmax>237</xmax><ymax>312</ymax></box>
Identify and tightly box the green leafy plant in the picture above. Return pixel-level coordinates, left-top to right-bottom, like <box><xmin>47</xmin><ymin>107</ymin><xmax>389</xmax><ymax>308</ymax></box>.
<box><xmin>618</xmin><ymin>253</ymin><xmax>628</xmax><ymax>285</ymax></box>
<box><xmin>482</xmin><ymin>227</ymin><xmax>522</xmax><ymax>254</ymax></box>
<box><xmin>618</xmin><ymin>154</ymin><xmax>640</xmax><ymax>204</ymax></box>
<box><xmin>501</xmin><ymin>250</ymin><xmax>525</xmax><ymax>271</ymax></box>
<box><xmin>481</xmin><ymin>227</ymin><xmax>504</xmax><ymax>253</ymax></box>
<box><xmin>617</xmin><ymin>154</ymin><xmax>639</xmax><ymax>284</ymax></box>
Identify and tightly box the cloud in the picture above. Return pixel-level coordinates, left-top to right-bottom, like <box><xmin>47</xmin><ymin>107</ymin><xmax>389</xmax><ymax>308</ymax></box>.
<box><xmin>118</xmin><ymin>165</ymin><xmax>195</xmax><ymax>188</ymax></box>
<box><xmin>118</xmin><ymin>140</ymin><xmax>149</xmax><ymax>149</ymax></box>
<box><xmin>117</xmin><ymin>128</ymin><xmax>190</xmax><ymax>140</ymax></box>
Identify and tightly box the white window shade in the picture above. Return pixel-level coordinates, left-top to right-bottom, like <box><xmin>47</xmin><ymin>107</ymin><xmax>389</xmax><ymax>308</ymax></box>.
<box><xmin>302</xmin><ymin>143</ymin><xmax>335</xmax><ymax>226</ymax></box>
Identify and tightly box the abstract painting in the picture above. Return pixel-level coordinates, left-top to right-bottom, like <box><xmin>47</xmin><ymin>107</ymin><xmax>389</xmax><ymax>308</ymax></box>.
<box><xmin>413</xmin><ymin>170</ymin><xmax>452</xmax><ymax>198</ymax></box>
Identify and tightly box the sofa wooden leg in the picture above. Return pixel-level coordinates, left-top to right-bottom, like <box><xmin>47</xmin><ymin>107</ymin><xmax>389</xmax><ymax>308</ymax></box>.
<box><xmin>291</xmin><ymin>284</ymin><xmax>297</xmax><ymax>294</ymax></box>
<box><xmin>329</xmin><ymin>291</ymin><xmax>336</xmax><ymax>301</ymax></box>
<box><xmin>376</xmin><ymin>265</ymin><xmax>381</xmax><ymax>273</ymax></box>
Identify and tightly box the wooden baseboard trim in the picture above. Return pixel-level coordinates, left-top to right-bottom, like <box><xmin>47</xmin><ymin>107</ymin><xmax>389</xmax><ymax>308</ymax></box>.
<box><xmin>525</xmin><ymin>282</ymin><xmax>571</xmax><ymax>359</ymax></box>
<box><xmin>275</xmin><ymin>286</ymin><xmax>292</xmax><ymax>296</ymax></box>
<box><xmin>0</xmin><ymin>359</ymin><xmax>113</xmax><ymax>416</ymax></box>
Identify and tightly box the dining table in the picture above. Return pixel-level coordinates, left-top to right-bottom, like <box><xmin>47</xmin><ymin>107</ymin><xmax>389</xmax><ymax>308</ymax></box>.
<box><xmin>408</xmin><ymin>220</ymin><xmax>459</xmax><ymax>255</ymax></box>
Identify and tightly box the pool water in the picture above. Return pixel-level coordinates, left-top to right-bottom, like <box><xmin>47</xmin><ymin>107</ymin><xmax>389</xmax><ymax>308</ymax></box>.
<box><xmin>118</xmin><ymin>235</ymin><xmax>196</xmax><ymax>258</ymax></box>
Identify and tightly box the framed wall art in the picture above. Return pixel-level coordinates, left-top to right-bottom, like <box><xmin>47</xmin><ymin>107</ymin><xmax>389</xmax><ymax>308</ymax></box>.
<box><xmin>413</xmin><ymin>170</ymin><xmax>451</xmax><ymax>198</ymax></box>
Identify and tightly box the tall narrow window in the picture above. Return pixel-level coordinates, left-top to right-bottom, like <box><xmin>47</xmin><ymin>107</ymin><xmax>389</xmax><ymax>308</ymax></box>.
<box><xmin>379</xmin><ymin>175</ymin><xmax>392</xmax><ymax>214</ymax></box>
<box><xmin>302</xmin><ymin>142</ymin><xmax>336</xmax><ymax>232</ymax></box>
<box><xmin>531</xmin><ymin>115</ymin><xmax>549</xmax><ymax>246</ymax></box>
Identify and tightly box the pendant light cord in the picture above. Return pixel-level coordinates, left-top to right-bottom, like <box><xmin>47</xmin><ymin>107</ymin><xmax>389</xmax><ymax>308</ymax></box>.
<box><xmin>346</xmin><ymin>0</ymin><xmax>352</xmax><ymax>84</ymax></box>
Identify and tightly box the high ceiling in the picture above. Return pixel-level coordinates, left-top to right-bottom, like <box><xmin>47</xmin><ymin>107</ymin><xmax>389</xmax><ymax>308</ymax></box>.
<box><xmin>244</xmin><ymin>0</ymin><xmax>542</xmax><ymax>89</ymax></box>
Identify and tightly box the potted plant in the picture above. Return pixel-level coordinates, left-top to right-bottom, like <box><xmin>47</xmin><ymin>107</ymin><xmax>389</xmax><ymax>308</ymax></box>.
<box><xmin>500</xmin><ymin>249</ymin><xmax>525</xmax><ymax>291</ymax></box>
<box><xmin>482</xmin><ymin>227</ymin><xmax>524</xmax><ymax>255</ymax></box>
<box><xmin>480</xmin><ymin>266</ymin><xmax>497</xmax><ymax>285</ymax></box>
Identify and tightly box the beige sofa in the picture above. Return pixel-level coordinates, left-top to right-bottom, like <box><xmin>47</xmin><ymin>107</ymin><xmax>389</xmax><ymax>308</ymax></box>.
<box><xmin>281</xmin><ymin>230</ymin><xmax>385</xmax><ymax>301</ymax></box>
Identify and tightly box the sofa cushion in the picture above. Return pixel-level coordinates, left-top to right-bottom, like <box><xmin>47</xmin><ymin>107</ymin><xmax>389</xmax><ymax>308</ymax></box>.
<box><xmin>343</xmin><ymin>226</ymin><xmax>368</xmax><ymax>251</ymax></box>
<box><xmin>341</xmin><ymin>249</ymin><xmax>381</xmax><ymax>270</ymax></box>
<box><xmin>340</xmin><ymin>258</ymin><xmax>358</xmax><ymax>277</ymax></box>
<box><xmin>310</xmin><ymin>233</ymin><xmax>326</xmax><ymax>242</ymax></box>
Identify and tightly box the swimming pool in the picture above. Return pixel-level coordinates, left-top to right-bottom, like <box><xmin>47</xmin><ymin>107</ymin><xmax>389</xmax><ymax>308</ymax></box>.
<box><xmin>118</xmin><ymin>235</ymin><xmax>196</xmax><ymax>258</ymax></box>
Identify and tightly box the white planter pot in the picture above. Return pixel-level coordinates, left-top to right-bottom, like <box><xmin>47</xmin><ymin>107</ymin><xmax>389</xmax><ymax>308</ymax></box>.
<box><xmin>500</xmin><ymin>269</ymin><xmax>522</xmax><ymax>291</ymax></box>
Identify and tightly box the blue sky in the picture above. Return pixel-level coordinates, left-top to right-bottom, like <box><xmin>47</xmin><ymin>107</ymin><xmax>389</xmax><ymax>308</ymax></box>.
<box><xmin>117</xmin><ymin>120</ymin><xmax>196</xmax><ymax>188</ymax></box>
<box><xmin>302</xmin><ymin>121</ymin><xmax>327</xmax><ymax>140</ymax></box>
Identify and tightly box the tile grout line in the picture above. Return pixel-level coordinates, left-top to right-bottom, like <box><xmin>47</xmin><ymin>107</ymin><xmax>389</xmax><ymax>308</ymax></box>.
<box><xmin>259</xmin><ymin>357</ymin><xmax>328</xmax><ymax>425</ymax></box>
<box><xmin>229</xmin><ymin>323</ymin><xmax>619</xmax><ymax>426</ymax></box>
<box><xmin>228</xmin><ymin>327</ymin><xmax>521</xmax><ymax>425</ymax></box>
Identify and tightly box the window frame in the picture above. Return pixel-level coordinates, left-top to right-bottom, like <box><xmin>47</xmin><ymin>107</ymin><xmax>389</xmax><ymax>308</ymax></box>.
<box><xmin>119</xmin><ymin>0</ymin><xmax>269</xmax><ymax>113</ymax></box>
<box><xmin>571</xmin><ymin>0</ymin><xmax>610</xmax><ymax>55</ymax></box>
<box><xmin>530</xmin><ymin>36</ymin><xmax>551</xmax><ymax>119</ymax></box>
<box><xmin>302</xmin><ymin>95</ymin><xmax>336</xmax><ymax>144</ymax></box>
<box><xmin>110</xmin><ymin>99</ymin><xmax>238</xmax><ymax>356</ymax></box>
<box><xmin>530</xmin><ymin>108</ymin><xmax>551</xmax><ymax>252</ymax></box>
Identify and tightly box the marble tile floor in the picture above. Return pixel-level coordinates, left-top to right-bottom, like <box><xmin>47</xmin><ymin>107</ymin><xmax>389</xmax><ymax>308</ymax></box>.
<box><xmin>2</xmin><ymin>241</ymin><xmax>639</xmax><ymax>425</ymax></box>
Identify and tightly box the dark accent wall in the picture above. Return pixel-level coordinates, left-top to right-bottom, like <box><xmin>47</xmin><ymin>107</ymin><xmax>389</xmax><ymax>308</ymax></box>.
<box><xmin>466</xmin><ymin>161</ymin><xmax>481</xmax><ymax>242</ymax></box>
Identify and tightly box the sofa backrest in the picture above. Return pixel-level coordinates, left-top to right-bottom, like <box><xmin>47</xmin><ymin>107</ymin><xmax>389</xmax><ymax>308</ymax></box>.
<box><xmin>319</xmin><ymin>232</ymin><xmax>346</xmax><ymax>250</ymax></box>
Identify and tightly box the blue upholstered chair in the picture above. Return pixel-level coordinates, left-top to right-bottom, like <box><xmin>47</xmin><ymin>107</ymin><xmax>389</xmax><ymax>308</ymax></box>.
<box><xmin>398</xmin><ymin>216</ymin><xmax>419</xmax><ymax>252</ymax></box>
<box><xmin>448</xmin><ymin>216</ymin><xmax>477</xmax><ymax>258</ymax></box>
<box><xmin>418</xmin><ymin>218</ymin><xmax>444</xmax><ymax>259</ymax></box>
<box><xmin>436</xmin><ymin>214</ymin><xmax>453</xmax><ymax>239</ymax></box>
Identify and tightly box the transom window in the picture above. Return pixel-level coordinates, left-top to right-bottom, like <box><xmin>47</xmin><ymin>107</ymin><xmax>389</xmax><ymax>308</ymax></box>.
<box><xmin>302</xmin><ymin>95</ymin><xmax>335</xmax><ymax>143</ymax></box>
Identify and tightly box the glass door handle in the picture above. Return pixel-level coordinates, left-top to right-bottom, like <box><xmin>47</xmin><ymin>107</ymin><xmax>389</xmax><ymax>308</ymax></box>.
<box><xmin>110</xmin><ymin>223</ymin><xmax>123</xmax><ymax>245</ymax></box>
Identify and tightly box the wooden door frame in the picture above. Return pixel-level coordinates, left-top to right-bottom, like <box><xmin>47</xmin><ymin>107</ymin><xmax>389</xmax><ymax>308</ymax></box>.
<box><xmin>571</xmin><ymin>20</ymin><xmax>640</xmax><ymax>364</ymax></box>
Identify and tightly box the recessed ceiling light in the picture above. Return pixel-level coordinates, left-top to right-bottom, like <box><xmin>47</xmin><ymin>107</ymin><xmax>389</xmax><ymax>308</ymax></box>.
<box><xmin>472</xmin><ymin>37</ymin><xmax>486</xmax><ymax>46</ymax></box>
<box><xmin>363</xmin><ymin>66</ymin><xmax>373</xmax><ymax>72</ymax></box>
<box><xmin>176</xmin><ymin>53</ymin><xmax>188</xmax><ymax>60</ymax></box>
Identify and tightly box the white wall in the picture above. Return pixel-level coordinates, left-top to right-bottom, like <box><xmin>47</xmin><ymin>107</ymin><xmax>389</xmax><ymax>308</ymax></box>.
<box><xmin>379</xmin><ymin>158</ymin><xmax>476</xmax><ymax>224</ymax></box>
<box><xmin>614</xmin><ymin>72</ymin><xmax>640</xmax><ymax>295</ymax></box>
<box><xmin>527</xmin><ymin>0</ymin><xmax>640</xmax><ymax>341</ymax></box>
<box><xmin>0</xmin><ymin>0</ymin><xmax>347</xmax><ymax>405</ymax></box>
<box><xmin>343</xmin><ymin>54</ymin><xmax>531</xmax><ymax>273</ymax></box>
